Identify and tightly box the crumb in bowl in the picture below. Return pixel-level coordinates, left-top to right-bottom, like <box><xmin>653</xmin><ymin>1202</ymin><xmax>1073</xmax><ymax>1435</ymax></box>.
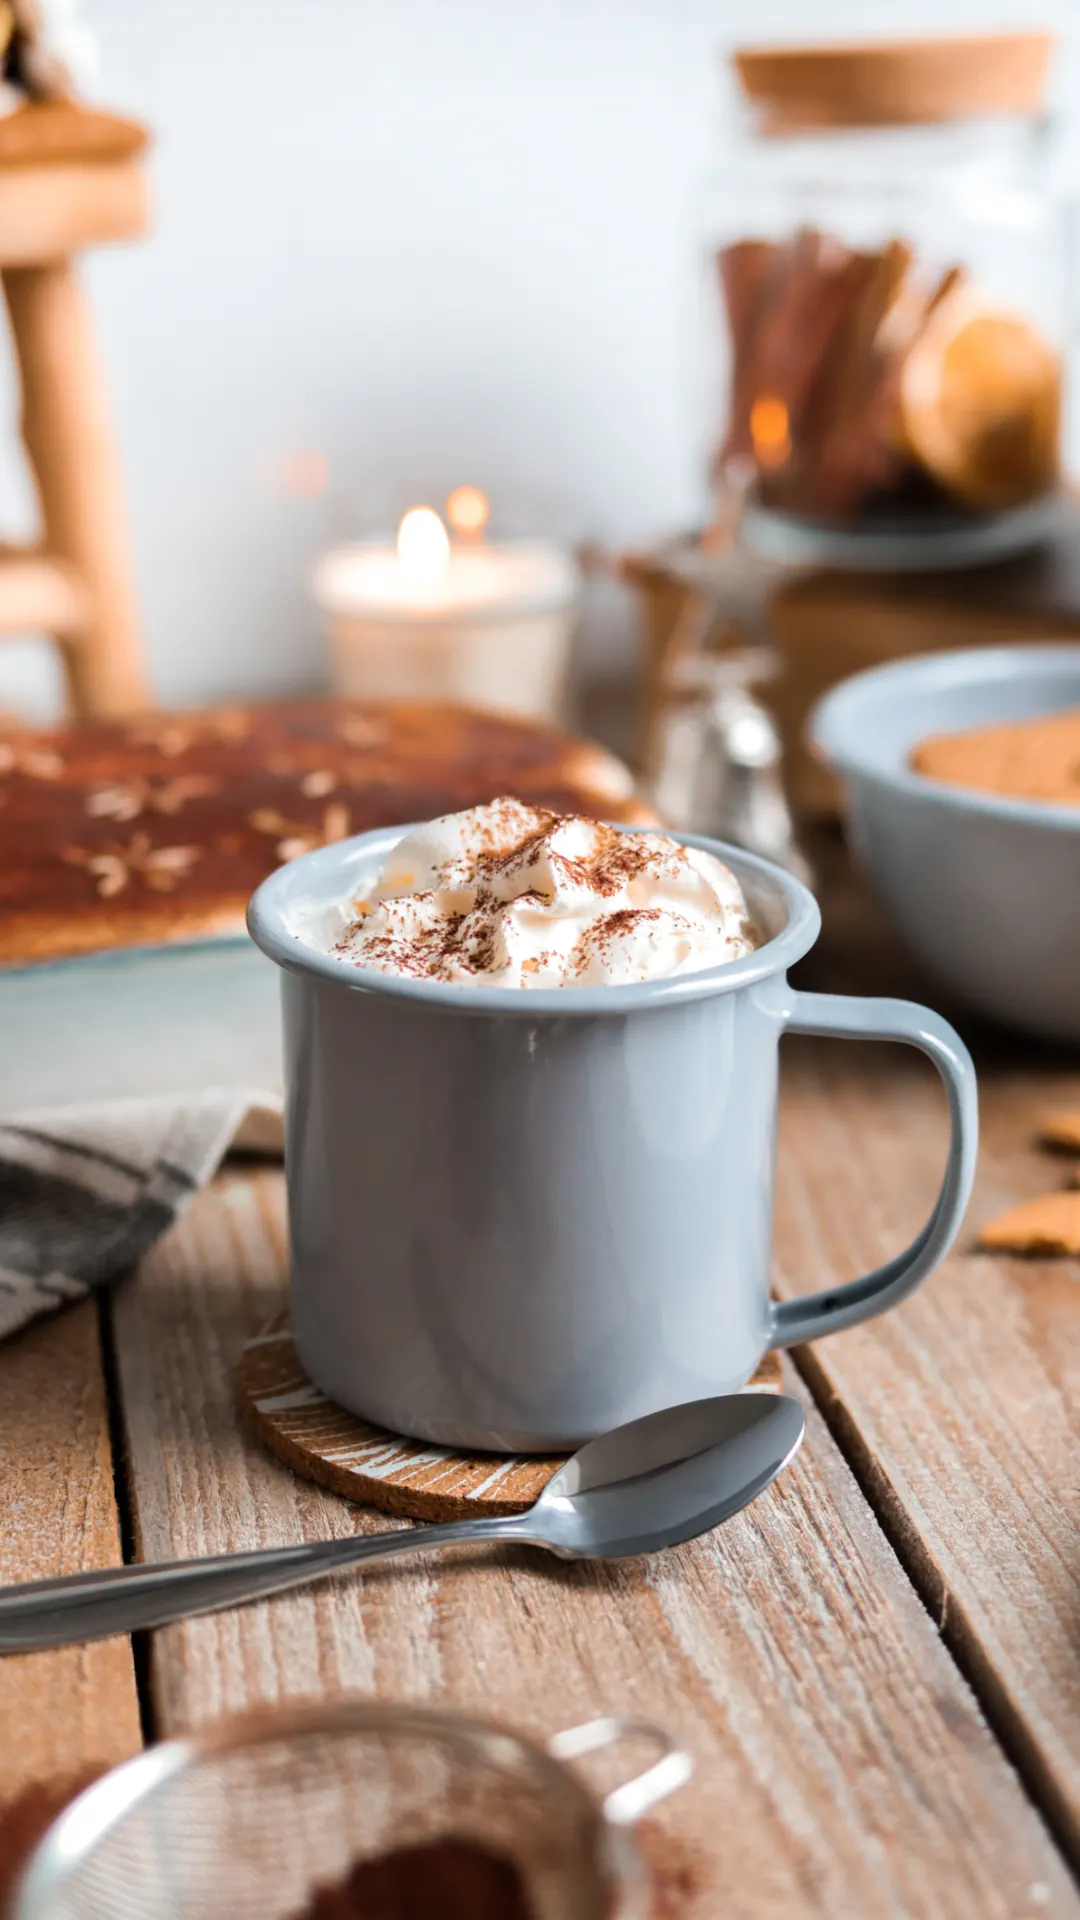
<box><xmin>977</xmin><ymin>1191</ymin><xmax>1080</xmax><ymax>1257</ymax></box>
<box><xmin>1039</xmin><ymin>1110</ymin><xmax>1080</xmax><ymax>1153</ymax></box>
<box><xmin>293</xmin><ymin>1837</ymin><xmax>534</xmax><ymax>1918</ymax></box>
<box><xmin>909</xmin><ymin>707</ymin><xmax>1080</xmax><ymax>805</ymax></box>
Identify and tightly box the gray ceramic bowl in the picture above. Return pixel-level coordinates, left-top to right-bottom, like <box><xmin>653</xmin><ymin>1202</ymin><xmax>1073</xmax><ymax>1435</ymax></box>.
<box><xmin>810</xmin><ymin>645</ymin><xmax>1080</xmax><ymax>1042</ymax></box>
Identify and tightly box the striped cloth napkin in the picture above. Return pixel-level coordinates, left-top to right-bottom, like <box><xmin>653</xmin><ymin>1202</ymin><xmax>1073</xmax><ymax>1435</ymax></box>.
<box><xmin>0</xmin><ymin>1091</ymin><xmax>283</xmax><ymax>1341</ymax></box>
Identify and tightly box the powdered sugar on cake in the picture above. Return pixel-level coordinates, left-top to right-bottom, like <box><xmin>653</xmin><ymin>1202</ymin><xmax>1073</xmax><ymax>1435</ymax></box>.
<box><xmin>330</xmin><ymin>798</ymin><xmax>758</xmax><ymax>988</ymax></box>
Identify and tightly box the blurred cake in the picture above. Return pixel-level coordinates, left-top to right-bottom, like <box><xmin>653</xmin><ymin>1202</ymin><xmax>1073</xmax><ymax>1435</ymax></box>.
<box><xmin>0</xmin><ymin>699</ymin><xmax>647</xmax><ymax>966</ymax></box>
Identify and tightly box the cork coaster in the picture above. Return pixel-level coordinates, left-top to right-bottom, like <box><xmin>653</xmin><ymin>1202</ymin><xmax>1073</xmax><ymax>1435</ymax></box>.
<box><xmin>238</xmin><ymin>1310</ymin><xmax>783</xmax><ymax>1522</ymax></box>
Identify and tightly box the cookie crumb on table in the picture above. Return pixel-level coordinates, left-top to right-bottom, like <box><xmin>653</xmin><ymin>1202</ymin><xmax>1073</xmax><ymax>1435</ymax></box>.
<box><xmin>1038</xmin><ymin>1110</ymin><xmax>1080</xmax><ymax>1154</ymax></box>
<box><xmin>977</xmin><ymin>1191</ymin><xmax>1080</xmax><ymax>1257</ymax></box>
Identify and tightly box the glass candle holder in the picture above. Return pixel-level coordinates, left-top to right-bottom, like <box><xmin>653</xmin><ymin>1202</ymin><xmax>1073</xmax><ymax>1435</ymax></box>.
<box><xmin>313</xmin><ymin>519</ymin><xmax>581</xmax><ymax>726</ymax></box>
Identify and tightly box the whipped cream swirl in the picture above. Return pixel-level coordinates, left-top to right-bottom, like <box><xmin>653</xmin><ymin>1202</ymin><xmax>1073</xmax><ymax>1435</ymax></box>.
<box><xmin>330</xmin><ymin>798</ymin><xmax>758</xmax><ymax>988</ymax></box>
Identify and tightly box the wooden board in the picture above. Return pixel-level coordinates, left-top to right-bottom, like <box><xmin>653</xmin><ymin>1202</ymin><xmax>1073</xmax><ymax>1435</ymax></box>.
<box><xmin>237</xmin><ymin>1311</ymin><xmax>783</xmax><ymax>1521</ymax></box>
<box><xmin>111</xmin><ymin>1167</ymin><xmax>1076</xmax><ymax>1917</ymax></box>
<box><xmin>0</xmin><ymin>1300</ymin><xmax>141</xmax><ymax>1801</ymax></box>
<box><xmin>774</xmin><ymin>1034</ymin><xmax>1080</xmax><ymax>1870</ymax></box>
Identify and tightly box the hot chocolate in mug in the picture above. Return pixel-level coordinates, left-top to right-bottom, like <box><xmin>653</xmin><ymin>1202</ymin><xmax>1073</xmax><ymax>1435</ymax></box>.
<box><xmin>248</xmin><ymin>826</ymin><xmax>977</xmax><ymax>1452</ymax></box>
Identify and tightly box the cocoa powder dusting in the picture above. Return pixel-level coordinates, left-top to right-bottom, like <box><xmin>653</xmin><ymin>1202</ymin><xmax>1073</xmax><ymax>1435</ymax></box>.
<box><xmin>569</xmin><ymin>906</ymin><xmax>664</xmax><ymax>983</ymax></box>
<box><xmin>337</xmin><ymin>799</ymin><xmax>687</xmax><ymax>984</ymax></box>
<box><xmin>474</xmin><ymin>807</ymin><xmax>661</xmax><ymax>901</ymax></box>
<box><xmin>295</xmin><ymin>1837</ymin><xmax>535</xmax><ymax>1920</ymax></box>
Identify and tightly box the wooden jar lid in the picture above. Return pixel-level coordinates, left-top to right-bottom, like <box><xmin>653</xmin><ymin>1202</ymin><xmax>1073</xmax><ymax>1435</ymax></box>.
<box><xmin>733</xmin><ymin>34</ymin><xmax>1053</xmax><ymax>133</ymax></box>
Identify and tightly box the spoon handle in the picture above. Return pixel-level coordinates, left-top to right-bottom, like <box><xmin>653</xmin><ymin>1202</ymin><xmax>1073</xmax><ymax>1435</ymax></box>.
<box><xmin>0</xmin><ymin>1517</ymin><xmax>527</xmax><ymax>1653</ymax></box>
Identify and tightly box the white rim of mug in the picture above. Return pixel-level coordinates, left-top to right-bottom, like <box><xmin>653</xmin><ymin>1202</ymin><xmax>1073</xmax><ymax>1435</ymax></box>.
<box><xmin>811</xmin><ymin>642</ymin><xmax>1080</xmax><ymax>833</ymax></box>
<box><xmin>246</xmin><ymin>825</ymin><xmax>822</xmax><ymax>1017</ymax></box>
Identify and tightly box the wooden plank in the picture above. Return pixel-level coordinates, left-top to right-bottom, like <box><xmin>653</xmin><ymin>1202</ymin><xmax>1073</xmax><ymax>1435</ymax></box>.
<box><xmin>0</xmin><ymin>1299</ymin><xmax>141</xmax><ymax>1799</ymax></box>
<box><xmin>774</xmin><ymin>1034</ymin><xmax>1080</xmax><ymax>1870</ymax></box>
<box><xmin>112</xmin><ymin>1167</ymin><xmax>1076</xmax><ymax>1917</ymax></box>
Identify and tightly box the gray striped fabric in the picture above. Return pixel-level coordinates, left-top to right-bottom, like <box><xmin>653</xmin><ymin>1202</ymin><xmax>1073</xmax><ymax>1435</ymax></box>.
<box><xmin>0</xmin><ymin>1091</ymin><xmax>283</xmax><ymax>1340</ymax></box>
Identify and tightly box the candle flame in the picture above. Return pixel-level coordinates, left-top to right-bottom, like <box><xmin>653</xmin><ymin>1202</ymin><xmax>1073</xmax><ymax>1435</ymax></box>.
<box><xmin>397</xmin><ymin>507</ymin><xmax>450</xmax><ymax>587</ymax></box>
<box><xmin>446</xmin><ymin>485</ymin><xmax>489</xmax><ymax>537</ymax></box>
<box><xmin>750</xmin><ymin>395</ymin><xmax>791</xmax><ymax>469</ymax></box>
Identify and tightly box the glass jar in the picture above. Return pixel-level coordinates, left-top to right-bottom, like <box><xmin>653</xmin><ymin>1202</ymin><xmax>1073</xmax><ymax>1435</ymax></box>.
<box><xmin>699</xmin><ymin>36</ymin><xmax>1069</xmax><ymax>548</ymax></box>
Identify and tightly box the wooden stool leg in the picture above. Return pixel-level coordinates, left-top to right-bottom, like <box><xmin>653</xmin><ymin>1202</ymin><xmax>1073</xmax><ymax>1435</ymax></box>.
<box><xmin>3</xmin><ymin>259</ymin><xmax>150</xmax><ymax>717</ymax></box>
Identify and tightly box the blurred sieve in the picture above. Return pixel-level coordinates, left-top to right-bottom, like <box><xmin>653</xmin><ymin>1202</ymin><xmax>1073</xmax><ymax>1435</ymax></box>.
<box><xmin>14</xmin><ymin>1700</ymin><xmax>691</xmax><ymax>1920</ymax></box>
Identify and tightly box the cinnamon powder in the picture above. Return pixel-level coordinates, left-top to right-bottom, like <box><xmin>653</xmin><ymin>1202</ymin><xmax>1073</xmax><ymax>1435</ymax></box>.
<box><xmin>296</xmin><ymin>1837</ymin><xmax>535</xmax><ymax>1920</ymax></box>
<box><xmin>0</xmin><ymin>1785</ymin><xmax>536</xmax><ymax>1920</ymax></box>
<box><xmin>341</xmin><ymin>797</ymin><xmax>735</xmax><ymax>987</ymax></box>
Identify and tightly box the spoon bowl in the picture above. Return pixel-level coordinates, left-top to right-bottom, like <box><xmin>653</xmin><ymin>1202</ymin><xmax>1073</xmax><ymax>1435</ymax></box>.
<box><xmin>530</xmin><ymin>1391</ymin><xmax>805</xmax><ymax>1558</ymax></box>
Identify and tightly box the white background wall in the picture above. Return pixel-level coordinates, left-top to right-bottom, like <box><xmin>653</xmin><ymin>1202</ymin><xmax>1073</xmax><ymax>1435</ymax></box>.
<box><xmin>0</xmin><ymin>0</ymin><xmax>1072</xmax><ymax>722</ymax></box>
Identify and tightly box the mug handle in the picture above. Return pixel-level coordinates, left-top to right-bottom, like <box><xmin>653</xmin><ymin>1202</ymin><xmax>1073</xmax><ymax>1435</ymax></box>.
<box><xmin>546</xmin><ymin>1716</ymin><xmax>693</xmax><ymax>1827</ymax></box>
<box><xmin>769</xmin><ymin>991</ymin><xmax>978</xmax><ymax>1351</ymax></box>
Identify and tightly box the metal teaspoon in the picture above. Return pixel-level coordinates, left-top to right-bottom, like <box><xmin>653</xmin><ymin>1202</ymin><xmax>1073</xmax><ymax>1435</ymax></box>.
<box><xmin>0</xmin><ymin>1391</ymin><xmax>805</xmax><ymax>1652</ymax></box>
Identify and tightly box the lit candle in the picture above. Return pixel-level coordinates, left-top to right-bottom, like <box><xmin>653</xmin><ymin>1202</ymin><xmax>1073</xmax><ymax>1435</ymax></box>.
<box><xmin>312</xmin><ymin>498</ymin><xmax>581</xmax><ymax>724</ymax></box>
<box><xmin>396</xmin><ymin>505</ymin><xmax>451</xmax><ymax>583</ymax></box>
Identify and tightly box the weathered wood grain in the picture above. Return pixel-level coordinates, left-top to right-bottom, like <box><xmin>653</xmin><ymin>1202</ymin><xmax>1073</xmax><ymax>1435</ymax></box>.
<box><xmin>0</xmin><ymin>1299</ymin><xmax>141</xmax><ymax>1799</ymax></box>
<box><xmin>775</xmin><ymin>1034</ymin><xmax>1080</xmax><ymax>1870</ymax></box>
<box><xmin>112</xmin><ymin>1167</ymin><xmax>1075</xmax><ymax>1918</ymax></box>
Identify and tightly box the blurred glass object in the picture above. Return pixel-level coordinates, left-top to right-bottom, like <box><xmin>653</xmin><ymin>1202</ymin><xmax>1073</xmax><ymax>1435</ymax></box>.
<box><xmin>704</xmin><ymin>34</ymin><xmax>1069</xmax><ymax>545</ymax></box>
<box><xmin>650</xmin><ymin>643</ymin><xmax>811</xmax><ymax>884</ymax></box>
<box><xmin>313</xmin><ymin>507</ymin><xmax>582</xmax><ymax>723</ymax></box>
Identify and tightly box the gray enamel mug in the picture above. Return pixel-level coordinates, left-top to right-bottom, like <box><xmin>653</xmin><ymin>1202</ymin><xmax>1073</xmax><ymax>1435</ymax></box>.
<box><xmin>248</xmin><ymin>827</ymin><xmax>977</xmax><ymax>1452</ymax></box>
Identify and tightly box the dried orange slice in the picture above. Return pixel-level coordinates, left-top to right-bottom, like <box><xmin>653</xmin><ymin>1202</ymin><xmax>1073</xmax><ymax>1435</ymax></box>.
<box><xmin>899</xmin><ymin>291</ymin><xmax>1060</xmax><ymax>509</ymax></box>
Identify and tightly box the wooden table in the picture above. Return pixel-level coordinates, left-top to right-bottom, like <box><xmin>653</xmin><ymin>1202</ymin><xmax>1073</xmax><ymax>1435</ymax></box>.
<box><xmin>4</xmin><ymin>842</ymin><xmax>1080</xmax><ymax>1917</ymax></box>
